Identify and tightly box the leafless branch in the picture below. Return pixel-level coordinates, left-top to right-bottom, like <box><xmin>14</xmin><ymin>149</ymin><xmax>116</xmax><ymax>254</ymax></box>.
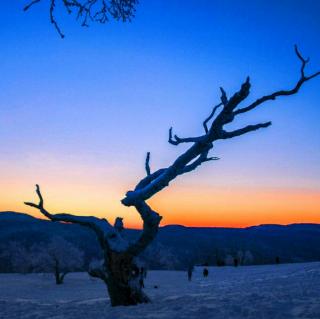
<box><xmin>221</xmin><ymin>121</ymin><xmax>272</xmax><ymax>139</ymax></box>
<box><xmin>50</xmin><ymin>0</ymin><xmax>64</xmax><ymax>38</ymax></box>
<box><xmin>24</xmin><ymin>0</ymin><xmax>42</xmax><ymax>11</ymax></box>
<box><xmin>224</xmin><ymin>76</ymin><xmax>251</xmax><ymax>112</ymax></box>
<box><xmin>234</xmin><ymin>46</ymin><xmax>320</xmax><ymax>116</ymax></box>
<box><xmin>180</xmin><ymin>150</ymin><xmax>219</xmax><ymax>174</ymax></box>
<box><xmin>126</xmin><ymin>201</ymin><xmax>162</xmax><ymax>256</ymax></box>
<box><xmin>134</xmin><ymin>168</ymin><xmax>166</xmax><ymax>191</ymax></box>
<box><xmin>24</xmin><ymin>46</ymin><xmax>319</xmax><ymax>306</ymax></box>
<box><xmin>220</xmin><ymin>87</ymin><xmax>228</xmax><ymax>106</ymax></box>
<box><xmin>145</xmin><ymin>152</ymin><xmax>151</xmax><ymax>176</ymax></box>
<box><xmin>25</xmin><ymin>185</ymin><xmax>128</xmax><ymax>252</ymax></box>
<box><xmin>168</xmin><ymin>127</ymin><xmax>204</xmax><ymax>145</ymax></box>
<box><xmin>122</xmin><ymin>47</ymin><xmax>319</xmax><ymax>206</ymax></box>
<box><xmin>24</xmin><ymin>0</ymin><xmax>138</xmax><ymax>38</ymax></box>
<box><xmin>203</xmin><ymin>103</ymin><xmax>222</xmax><ymax>133</ymax></box>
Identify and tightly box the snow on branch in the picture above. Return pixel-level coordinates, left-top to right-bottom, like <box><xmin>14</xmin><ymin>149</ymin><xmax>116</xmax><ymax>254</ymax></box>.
<box><xmin>122</xmin><ymin>46</ymin><xmax>319</xmax><ymax>207</ymax></box>
<box><xmin>24</xmin><ymin>47</ymin><xmax>319</xmax><ymax>277</ymax></box>
<box><xmin>180</xmin><ymin>150</ymin><xmax>219</xmax><ymax>174</ymax></box>
<box><xmin>134</xmin><ymin>168</ymin><xmax>166</xmax><ymax>191</ymax></box>
<box><xmin>127</xmin><ymin>201</ymin><xmax>162</xmax><ymax>256</ymax></box>
<box><xmin>25</xmin><ymin>185</ymin><xmax>129</xmax><ymax>252</ymax></box>
<box><xmin>22</xmin><ymin>46</ymin><xmax>319</xmax><ymax>306</ymax></box>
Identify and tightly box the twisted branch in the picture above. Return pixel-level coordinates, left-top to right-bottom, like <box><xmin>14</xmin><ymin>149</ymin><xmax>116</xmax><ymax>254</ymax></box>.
<box><xmin>25</xmin><ymin>47</ymin><xmax>319</xmax><ymax>268</ymax></box>
<box><xmin>126</xmin><ymin>201</ymin><xmax>162</xmax><ymax>256</ymax></box>
<box><xmin>123</xmin><ymin>46</ymin><xmax>319</xmax><ymax>207</ymax></box>
<box><xmin>25</xmin><ymin>185</ymin><xmax>128</xmax><ymax>252</ymax></box>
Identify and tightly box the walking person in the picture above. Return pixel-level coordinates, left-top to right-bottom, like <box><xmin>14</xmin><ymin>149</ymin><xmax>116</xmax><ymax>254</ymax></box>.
<box><xmin>139</xmin><ymin>267</ymin><xmax>145</xmax><ymax>289</ymax></box>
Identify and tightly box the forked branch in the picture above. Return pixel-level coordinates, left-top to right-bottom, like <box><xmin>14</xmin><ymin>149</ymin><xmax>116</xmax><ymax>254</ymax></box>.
<box><xmin>122</xmin><ymin>46</ymin><xmax>319</xmax><ymax>207</ymax></box>
<box><xmin>24</xmin><ymin>0</ymin><xmax>138</xmax><ymax>38</ymax></box>
<box><xmin>168</xmin><ymin>127</ymin><xmax>204</xmax><ymax>145</ymax></box>
<box><xmin>127</xmin><ymin>201</ymin><xmax>162</xmax><ymax>256</ymax></box>
<box><xmin>25</xmin><ymin>46</ymin><xmax>319</xmax><ymax>267</ymax></box>
<box><xmin>234</xmin><ymin>46</ymin><xmax>320</xmax><ymax>116</ymax></box>
<box><xmin>203</xmin><ymin>103</ymin><xmax>222</xmax><ymax>133</ymax></box>
<box><xmin>25</xmin><ymin>185</ymin><xmax>128</xmax><ymax>252</ymax></box>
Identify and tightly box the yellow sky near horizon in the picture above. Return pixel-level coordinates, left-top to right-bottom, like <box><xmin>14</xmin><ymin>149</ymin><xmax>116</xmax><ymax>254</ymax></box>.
<box><xmin>1</xmin><ymin>180</ymin><xmax>319</xmax><ymax>229</ymax></box>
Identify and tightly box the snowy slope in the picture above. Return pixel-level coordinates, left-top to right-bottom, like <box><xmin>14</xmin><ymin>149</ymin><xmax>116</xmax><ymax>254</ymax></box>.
<box><xmin>1</xmin><ymin>262</ymin><xmax>320</xmax><ymax>319</ymax></box>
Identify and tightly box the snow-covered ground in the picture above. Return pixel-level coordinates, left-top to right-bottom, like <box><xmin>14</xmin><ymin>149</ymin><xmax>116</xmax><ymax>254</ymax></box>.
<box><xmin>1</xmin><ymin>262</ymin><xmax>320</xmax><ymax>319</ymax></box>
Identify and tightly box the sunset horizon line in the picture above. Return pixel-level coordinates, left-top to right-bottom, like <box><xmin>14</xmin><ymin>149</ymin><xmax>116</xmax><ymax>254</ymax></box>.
<box><xmin>2</xmin><ymin>210</ymin><xmax>320</xmax><ymax>230</ymax></box>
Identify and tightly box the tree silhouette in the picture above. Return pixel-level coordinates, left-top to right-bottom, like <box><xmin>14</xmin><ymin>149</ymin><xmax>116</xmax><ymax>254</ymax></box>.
<box><xmin>32</xmin><ymin>236</ymin><xmax>84</xmax><ymax>284</ymax></box>
<box><xmin>2</xmin><ymin>238</ymin><xmax>84</xmax><ymax>283</ymax></box>
<box><xmin>24</xmin><ymin>0</ymin><xmax>138</xmax><ymax>38</ymax></box>
<box><xmin>25</xmin><ymin>46</ymin><xmax>319</xmax><ymax>306</ymax></box>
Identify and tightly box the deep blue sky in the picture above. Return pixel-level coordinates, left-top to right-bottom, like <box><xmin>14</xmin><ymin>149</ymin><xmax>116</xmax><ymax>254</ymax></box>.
<box><xmin>0</xmin><ymin>1</ymin><xmax>319</xmax><ymax>227</ymax></box>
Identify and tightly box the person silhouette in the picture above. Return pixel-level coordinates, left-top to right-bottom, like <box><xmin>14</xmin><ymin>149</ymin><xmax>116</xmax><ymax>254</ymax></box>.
<box><xmin>187</xmin><ymin>265</ymin><xmax>194</xmax><ymax>281</ymax></box>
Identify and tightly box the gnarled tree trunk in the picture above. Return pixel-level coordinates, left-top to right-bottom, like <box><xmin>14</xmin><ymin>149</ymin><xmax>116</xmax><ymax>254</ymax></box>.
<box><xmin>90</xmin><ymin>252</ymin><xmax>149</xmax><ymax>306</ymax></box>
<box><xmin>24</xmin><ymin>46</ymin><xmax>319</xmax><ymax>306</ymax></box>
<box><xmin>105</xmin><ymin>252</ymin><xmax>149</xmax><ymax>306</ymax></box>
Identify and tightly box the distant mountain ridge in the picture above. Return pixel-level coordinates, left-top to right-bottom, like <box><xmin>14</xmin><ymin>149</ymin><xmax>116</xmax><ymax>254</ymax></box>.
<box><xmin>3</xmin><ymin>211</ymin><xmax>318</xmax><ymax>229</ymax></box>
<box><xmin>1</xmin><ymin>211</ymin><xmax>320</xmax><ymax>271</ymax></box>
<box><xmin>0</xmin><ymin>211</ymin><xmax>37</xmax><ymax>221</ymax></box>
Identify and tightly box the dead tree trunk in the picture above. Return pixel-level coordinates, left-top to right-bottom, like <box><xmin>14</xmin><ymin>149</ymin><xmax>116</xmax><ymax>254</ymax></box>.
<box><xmin>105</xmin><ymin>252</ymin><xmax>149</xmax><ymax>306</ymax></box>
<box><xmin>25</xmin><ymin>186</ymin><xmax>156</xmax><ymax>305</ymax></box>
<box><xmin>24</xmin><ymin>46</ymin><xmax>319</xmax><ymax>306</ymax></box>
<box><xmin>89</xmin><ymin>251</ymin><xmax>148</xmax><ymax>305</ymax></box>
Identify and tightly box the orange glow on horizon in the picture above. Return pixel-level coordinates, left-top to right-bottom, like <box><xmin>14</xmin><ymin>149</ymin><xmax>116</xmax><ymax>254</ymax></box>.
<box><xmin>1</xmin><ymin>180</ymin><xmax>319</xmax><ymax>229</ymax></box>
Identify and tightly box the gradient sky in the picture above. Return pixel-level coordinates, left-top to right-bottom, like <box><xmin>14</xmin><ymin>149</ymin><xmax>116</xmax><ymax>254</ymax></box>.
<box><xmin>0</xmin><ymin>0</ymin><xmax>319</xmax><ymax>228</ymax></box>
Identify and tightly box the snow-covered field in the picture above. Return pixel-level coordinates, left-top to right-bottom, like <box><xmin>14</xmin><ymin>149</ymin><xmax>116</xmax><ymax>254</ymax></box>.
<box><xmin>1</xmin><ymin>262</ymin><xmax>320</xmax><ymax>319</ymax></box>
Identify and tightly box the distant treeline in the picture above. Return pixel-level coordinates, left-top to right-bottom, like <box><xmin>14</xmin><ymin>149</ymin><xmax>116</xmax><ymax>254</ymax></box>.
<box><xmin>1</xmin><ymin>212</ymin><xmax>320</xmax><ymax>273</ymax></box>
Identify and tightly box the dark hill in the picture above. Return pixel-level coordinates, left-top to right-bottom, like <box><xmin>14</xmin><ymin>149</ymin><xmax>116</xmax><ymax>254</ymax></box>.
<box><xmin>1</xmin><ymin>212</ymin><xmax>320</xmax><ymax>271</ymax></box>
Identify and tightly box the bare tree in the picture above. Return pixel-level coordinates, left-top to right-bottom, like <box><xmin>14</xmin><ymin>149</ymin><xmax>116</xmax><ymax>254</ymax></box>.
<box><xmin>2</xmin><ymin>238</ymin><xmax>84</xmax><ymax>283</ymax></box>
<box><xmin>25</xmin><ymin>46</ymin><xmax>319</xmax><ymax>306</ymax></box>
<box><xmin>32</xmin><ymin>236</ymin><xmax>84</xmax><ymax>284</ymax></box>
<box><xmin>24</xmin><ymin>0</ymin><xmax>138</xmax><ymax>38</ymax></box>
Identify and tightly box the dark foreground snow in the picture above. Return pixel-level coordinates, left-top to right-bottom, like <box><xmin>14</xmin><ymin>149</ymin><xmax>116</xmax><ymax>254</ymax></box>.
<box><xmin>1</xmin><ymin>262</ymin><xmax>320</xmax><ymax>319</ymax></box>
